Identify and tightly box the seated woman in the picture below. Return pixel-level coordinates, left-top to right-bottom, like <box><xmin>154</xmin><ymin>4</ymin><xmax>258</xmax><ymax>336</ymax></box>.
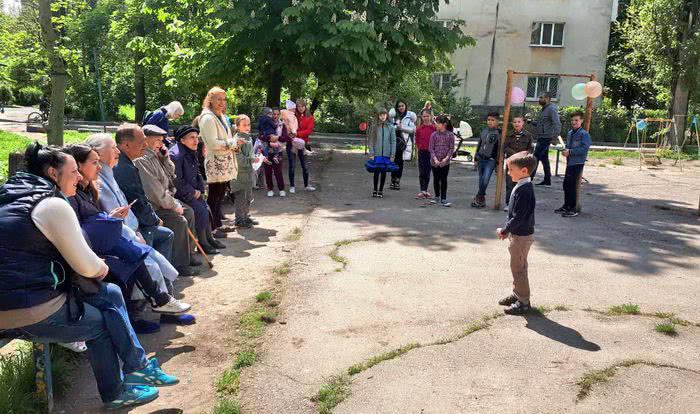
<box><xmin>0</xmin><ymin>143</ymin><xmax>178</xmax><ymax>409</ymax></box>
<box><xmin>169</xmin><ymin>125</ymin><xmax>225</xmax><ymax>252</ymax></box>
<box><xmin>62</xmin><ymin>144</ymin><xmax>190</xmax><ymax>316</ymax></box>
<box><xmin>85</xmin><ymin>133</ymin><xmax>196</xmax><ymax>331</ymax></box>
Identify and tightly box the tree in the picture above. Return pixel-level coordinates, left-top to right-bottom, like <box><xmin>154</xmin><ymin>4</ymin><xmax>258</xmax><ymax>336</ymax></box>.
<box><xmin>623</xmin><ymin>0</ymin><xmax>700</xmax><ymax>145</ymax></box>
<box><xmin>213</xmin><ymin>0</ymin><xmax>473</xmax><ymax>108</ymax></box>
<box><xmin>37</xmin><ymin>0</ymin><xmax>67</xmax><ymax>145</ymax></box>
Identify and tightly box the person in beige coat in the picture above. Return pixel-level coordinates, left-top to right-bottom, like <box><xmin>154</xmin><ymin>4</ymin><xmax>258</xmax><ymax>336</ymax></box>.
<box><xmin>134</xmin><ymin>125</ymin><xmax>200</xmax><ymax>276</ymax></box>
<box><xmin>198</xmin><ymin>87</ymin><xmax>241</xmax><ymax>236</ymax></box>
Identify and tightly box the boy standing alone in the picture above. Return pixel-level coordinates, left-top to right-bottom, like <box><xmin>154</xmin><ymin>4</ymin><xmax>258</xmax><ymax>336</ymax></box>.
<box><xmin>503</xmin><ymin>116</ymin><xmax>534</xmax><ymax>210</ymax></box>
<box><xmin>471</xmin><ymin>112</ymin><xmax>500</xmax><ymax>208</ymax></box>
<box><xmin>555</xmin><ymin>111</ymin><xmax>592</xmax><ymax>217</ymax></box>
<box><xmin>497</xmin><ymin>153</ymin><xmax>538</xmax><ymax>315</ymax></box>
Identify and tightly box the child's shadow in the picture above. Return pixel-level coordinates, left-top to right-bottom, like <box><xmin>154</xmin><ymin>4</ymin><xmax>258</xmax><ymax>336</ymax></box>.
<box><xmin>524</xmin><ymin>313</ymin><xmax>601</xmax><ymax>352</ymax></box>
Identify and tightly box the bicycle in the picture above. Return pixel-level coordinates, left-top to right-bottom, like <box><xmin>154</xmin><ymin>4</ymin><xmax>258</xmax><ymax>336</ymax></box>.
<box><xmin>27</xmin><ymin>107</ymin><xmax>49</xmax><ymax>125</ymax></box>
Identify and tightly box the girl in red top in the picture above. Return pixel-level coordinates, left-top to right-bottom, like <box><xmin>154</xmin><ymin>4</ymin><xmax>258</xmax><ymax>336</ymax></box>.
<box><xmin>290</xmin><ymin>99</ymin><xmax>316</xmax><ymax>192</ymax></box>
<box><xmin>415</xmin><ymin>109</ymin><xmax>437</xmax><ymax>199</ymax></box>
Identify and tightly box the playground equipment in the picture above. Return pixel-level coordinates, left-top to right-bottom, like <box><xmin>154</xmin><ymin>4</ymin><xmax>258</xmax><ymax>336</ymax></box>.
<box><xmin>623</xmin><ymin>118</ymin><xmax>675</xmax><ymax>169</ymax></box>
<box><xmin>495</xmin><ymin>70</ymin><xmax>597</xmax><ymax>210</ymax></box>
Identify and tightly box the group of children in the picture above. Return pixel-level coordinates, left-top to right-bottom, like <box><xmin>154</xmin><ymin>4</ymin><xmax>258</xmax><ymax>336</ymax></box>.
<box><xmin>367</xmin><ymin>103</ymin><xmax>593</xmax><ymax>314</ymax></box>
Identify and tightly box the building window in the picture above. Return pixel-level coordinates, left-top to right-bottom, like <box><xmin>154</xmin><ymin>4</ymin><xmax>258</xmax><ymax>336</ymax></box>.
<box><xmin>526</xmin><ymin>76</ymin><xmax>559</xmax><ymax>100</ymax></box>
<box><xmin>433</xmin><ymin>73</ymin><xmax>453</xmax><ymax>91</ymax></box>
<box><xmin>530</xmin><ymin>22</ymin><xmax>565</xmax><ymax>47</ymax></box>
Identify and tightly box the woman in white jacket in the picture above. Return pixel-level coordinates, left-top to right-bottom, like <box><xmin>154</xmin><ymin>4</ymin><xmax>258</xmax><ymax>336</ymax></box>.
<box><xmin>389</xmin><ymin>99</ymin><xmax>416</xmax><ymax>190</ymax></box>
<box><xmin>198</xmin><ymin>87</ymin><xmax>240</xmax><ymax>235</ymax></box>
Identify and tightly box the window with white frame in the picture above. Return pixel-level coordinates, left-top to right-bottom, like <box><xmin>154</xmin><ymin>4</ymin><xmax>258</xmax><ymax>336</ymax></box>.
<box><xmin>432</xmin><ymin>73</ymin><xmax>453</xmax><ymax>91</ymax></box>
<box><xmin>526</xmin><ymin>76</ymin><xmax>559</xmax><ymax>100</ymax></box>
<box><xmin>530</xmin><ymin>22</ymin><xmax>565</xmax><ymax>47</ymax></box>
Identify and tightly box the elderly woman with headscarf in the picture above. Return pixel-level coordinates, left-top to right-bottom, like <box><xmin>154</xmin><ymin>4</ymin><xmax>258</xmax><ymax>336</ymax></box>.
<box><xmin>169</xmin><ymin>125</ymin><xmax>226</xmax><ymax>252</ymax></box>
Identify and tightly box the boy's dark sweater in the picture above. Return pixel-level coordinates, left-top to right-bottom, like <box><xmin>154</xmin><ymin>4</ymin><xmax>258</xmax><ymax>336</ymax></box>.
<box><xmin>503</xmin><ymin>180</ymin><xmax>535</xmax><ymax>236</ymax></box>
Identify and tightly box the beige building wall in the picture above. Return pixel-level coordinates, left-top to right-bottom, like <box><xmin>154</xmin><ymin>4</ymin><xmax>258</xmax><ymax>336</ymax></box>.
<box><xmin>438</xmin><ymin>0</ymin><xmax>616</xmax><ymax>108</ymax></box>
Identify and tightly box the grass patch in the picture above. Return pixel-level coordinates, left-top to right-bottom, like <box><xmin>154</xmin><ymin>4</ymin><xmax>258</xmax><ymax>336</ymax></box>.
<box><xmin>255</xmin><ymin>291</ymin><xmax>272</xmax><ymax>303</ymax></box>
<box><xmin>576</xmin><ymin>359</ymin><xmax>697</xmax><ymax>400</ymax></box>
<box><xmin>608</xmin><ymin>303</ymin><xmax>640</xmax><ymax>315</ymax></box>
<box><xmin>62</xmin><ymin>131</ymin><xmax>90</xmax><ymax>144</ymax></box>
<box><xmin>587</xmin><ymin>148</ymin><xmax>699</xmax><ymax>161</ymax></box>
<box><xmin>215</xmin><ymin>367</ymin><xmax>241</xmax><ymax>395</ymax></box>
<box><xmin>328</xmin><ymin>238</ymin><xmax>366</xmax><ymax>272</ymax></box>
<box><xmin>0</xmin><ymin>131</ymin><xmax>31</xmax><ymax>182</ymax></box>
<box><xmin>655</xmin><ymin>323</ymin><xmax>678</xmax><ymax>336</ymax></box>
<box><xmin>0</xmin><ymin>343</ymin><xmax>77</xmax><ymax>413</ymax></box>
<box><xmin>347</xmin><ymin>343</ymin><xmax>420</xmax><ymax>376</ymax></box>
<box><xmin>118</xmin><ymin>104</ymin><xmax>135</xmax><ymax>122</ymax></box>
<box><xmin>234</xmin><ymin>351</ymin><xmax>256</xmax><ymax>369</ymax></box>
<box><xmin>611</xmin><ymin>157</ymin><xmax>624</xmax><ymax>166</ymax></box>
<box><xmin>313</xmin><ymin>375</ymin><xmax>352</xmax><ymax>414</ymax></box>
<box><xmin>239</xmin><ymin>306</ymin><xmax>277</xmax><ymax>339</ymax></box>
<box><xmin>272</xmin><ymin>261</ymin><xmax>291</xmax><ymax>276</ymax></box>
<box><xmin>654</xmin><ymin>312</ymin><xmax>675</xmax><ymax>319</ymax></box>
<box><xmin>345</xmin><ymin>144</ymin><xmax>367</xmax><ymax>151</ymax></box>
<box><xmin>286</xmin><ymin>227</ymin><xmax>303</xmax><ymax>241</ymax></box>
<box><xmin>211</xmin><ymin>398</ymin><xmax>241</xmax><ymax>414</ymax></box>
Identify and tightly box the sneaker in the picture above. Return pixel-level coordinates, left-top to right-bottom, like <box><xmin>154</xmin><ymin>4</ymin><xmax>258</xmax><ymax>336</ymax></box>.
<box><xmin>305</xmin><ymin>186</ymin><xmax>316</xmax><ymax>191</ymax></box>
<box><xmin>440</xmin><ymin>199</ymin><xmax>452</xmax><ymax>207</ymax></box>
<box><xmin>430</xmin><ymin>197</ymin><xmax>438</xmax><ymax>204</ymax></box>
<box><xmin>424</xmin><ymin>191</ymin><xmax>432</xmax><ymax>198</ymax></box>
<box><xmin>377</xmin><ymin>191</ymin><xmax>384</xmax><ymax>198</ymax></box>
<box><xmin>130</xmin><ymin>319</ymin><xmax>161</xmax><ymax>334</ymax></box>
<box><xmin>498</xmin><ymin>294</ymin><xmax>518</xmax><ymax>306</ymax></box>
<box><xmin>58</xmin><ymin>341</ymin><xmax>87</xmax><ymax>353</ymax></box>
<box><xmin>372</xmin><ymin>191</ymin><xmax>378</xmax><ymax>198</ymax></box>
<box><xmin>279</xmin><ymin>190</ymin><xmax>287</xmax><ymax>197</ymax></box>
<box><xmin>212</xmin><ymin>229</ymin><xmax>227</xmax><ymax>239</ymax></box>
<box><xmin>152</xmin><ymin>296</ymin><xmax>191</xmax><ymax>314</ymax></box>
<box><xmin>504</xmin><ymin>300</ymin><xmax>531</xmax><ymax>315</ymax></box>
<box><xmin>554</xmin><ymin>206</ymin><xmax>569</xmax><ymax>214</ymax></box>
<box><xmin>289</xmin><ymin>186</ymin><xmax>296</xmax><ymax>194</ymax></box>
<box><xmin>304</xmin><ymin>149</ymin><xmax>313</xmax><ymax>155</ymax></box>
<box><xmin>562</xmin><ymin>210</ymin><xmax>579</xmax><ymax>218</ymax></box>
<box><xmin>246</xmin><ymin>217</ymin><xmax>259</xmax><ymax>225</ymax></box>
<box><xmin>160</xmin><ymin>313</ymin><xmax>196</xmax><ymax>325</ymax></box>
<box><xmin>267</xmin><ymin>191</ymin><xmax>274</xmax><ymax>197</ymax></box>
<box><xmin>104</xmin><ymin>384</ymin><xmax>159</xmax><ymax>410</ymax></box>
<box><xmin>124</xmin><ymin>357</ymin><xmax>179</xmax><ymax>387</ymax></box>
<box><xmin>535</xmin><ymin>181</ymin><xmax>551</xmax><ymax>186</ymax></box>
<box><xmin>176</xmin><ymin>267</ymin><xmax>200</xmax><ymax>277</ymax></box>
<box><xmin>236</xmin><ymin>219</ymin><xmax>252</xmax><ymax>229</ymax></box>
<box><xmin>503</xmin><ymin>204</ymin><xmax>509</xmax><ymax>212</ymax></box>
<box><xmin>416</xmin><ymin>192</ymin><xmax>425</xmax><ymax>199</ymax></box>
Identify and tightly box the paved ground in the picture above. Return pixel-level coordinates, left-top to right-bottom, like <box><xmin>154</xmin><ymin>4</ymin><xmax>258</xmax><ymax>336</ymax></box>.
<box><xmin>239</xmin><ymin>150</ymin><xmax>700</xmax><ymax>413</ymax></box>
<box><xmin>15</xmin><ymin>145</ymin><xmax>699</xmax><ymax>413</ymax></box>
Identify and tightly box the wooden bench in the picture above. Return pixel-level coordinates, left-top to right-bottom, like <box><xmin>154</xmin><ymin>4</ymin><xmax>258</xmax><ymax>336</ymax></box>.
<box><xmin>0</xmin><ymin>333</ymin><xmax>55</xmax><ymax>413</ymax></box>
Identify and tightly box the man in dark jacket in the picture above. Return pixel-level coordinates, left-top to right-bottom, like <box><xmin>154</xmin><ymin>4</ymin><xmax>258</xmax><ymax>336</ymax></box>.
<box><xmin>530</xmin><ymin>92</ymin><xmax>562</xmax><ymax>186</ymax></box>
<box><xmin>112</xmin><ymin>124</ymin><xmax>199</xmax><ymax>277</ymax></box>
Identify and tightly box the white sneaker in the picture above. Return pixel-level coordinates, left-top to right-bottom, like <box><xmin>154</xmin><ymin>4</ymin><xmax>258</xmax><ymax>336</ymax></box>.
<box><xmin>58</xmin><ymin>341</ymin><xmax>87</xmax><ymax>353</ymax></box>
<box><xmin>152</xmin><ymin>296</ymin><xmax>191</xmax><ymax>314</ymax></box>
<box><xmin>305</xmin><ymin>186</ymin><xmax>316</xmax><ymax>192</ymax></box>
<box><xmin>267</xmin><ymin>191</ymin><xmax>274</xmax><ymax>197</ymax></box>
<box><xmin>289</xmin><ymin>187</ymin><xmax>296</xmax><ymax>194</ymax></box>
<box><xmin>304</xmin><ymin>149</ymin><xmax>313</xmax><ymax>155</ymax></box>
<box><xmin>279</xmin><ymin>191</ymin><xmax>286</xmax><ymax>197</ymax></box>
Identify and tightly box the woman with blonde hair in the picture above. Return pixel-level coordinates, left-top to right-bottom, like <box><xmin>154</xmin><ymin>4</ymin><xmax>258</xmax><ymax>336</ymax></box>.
<box><xmin>198</xmin><ymin>87</ymin><xmax>240</xmax><ymax>237</ymax></box>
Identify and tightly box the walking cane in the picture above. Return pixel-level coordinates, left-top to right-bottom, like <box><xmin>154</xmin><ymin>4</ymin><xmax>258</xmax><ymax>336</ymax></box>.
<box><xmin>187</xmin><ymin>227</ymin><xmax>214</xmax><ymax>269</ymax></box>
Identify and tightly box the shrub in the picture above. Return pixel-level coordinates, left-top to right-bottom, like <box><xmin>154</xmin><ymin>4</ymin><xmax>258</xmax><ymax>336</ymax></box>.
<box><xmin>0</xmin><ymin>83</ymin><xmax>14</xmax><ymax>104</ymax></box>
<box><xmin>16</xmin><ymin>86</ymin><xmax>43</xmax><ymax>106</ymax></box>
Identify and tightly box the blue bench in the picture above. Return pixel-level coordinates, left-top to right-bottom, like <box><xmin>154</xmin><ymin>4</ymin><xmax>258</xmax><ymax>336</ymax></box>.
<box><xmin>0</xmin><ymin>334</ymin><xmax>54</xmax><ymax>413</ymax></box>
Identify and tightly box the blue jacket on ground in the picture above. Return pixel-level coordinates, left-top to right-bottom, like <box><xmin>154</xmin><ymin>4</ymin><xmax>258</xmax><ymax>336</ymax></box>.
<box><xmin>565</xmin><ymin>127</ymin><xmax>592</xmax><ymax>165</ymax></box>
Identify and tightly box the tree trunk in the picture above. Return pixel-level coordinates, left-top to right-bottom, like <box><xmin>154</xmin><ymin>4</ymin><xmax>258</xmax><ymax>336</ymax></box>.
<box><xmin>266</xmin><ymin>68</ymin><xmax>284</xmax><ymax>108</ymax></box>
<box><xmin>37</xmin><ymin>0</ymin><xmax>67</xmax><ymax>146</ymax></box>
<box><xmin>134</xmin><ymin>22</ymin><xmax>146</xmax><ymax>124</ymax></box>
<box><xmin>135</xmin><ymin>57</ymin><xmax>146</xmax><ymax>124</ymax></box>
<box><xmin>668</xmin><ymin>74</ymin><xmax>691</xmax><ymax>148</ymax></box>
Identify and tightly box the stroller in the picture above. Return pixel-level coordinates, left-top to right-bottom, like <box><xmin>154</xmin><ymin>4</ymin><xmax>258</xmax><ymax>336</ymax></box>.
<box><xmin>452</xmin><ymin>121</ymin><xmax>474</xmax><ymax>162</ymax></box>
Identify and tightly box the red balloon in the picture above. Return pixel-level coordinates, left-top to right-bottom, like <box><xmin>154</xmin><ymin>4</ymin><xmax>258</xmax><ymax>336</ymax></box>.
<box><xmin>359</xmin><ymin>122</ymin><xmax>368</xmax><ymax>132</ymax></box>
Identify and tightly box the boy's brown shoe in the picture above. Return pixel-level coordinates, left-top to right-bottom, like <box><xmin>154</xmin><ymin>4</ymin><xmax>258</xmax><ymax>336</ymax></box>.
<box><xmin>504</xmin><ymin>300</ymin><xmax>531</xmax><ymax>315</ymax></box>
<box><xmin>498</xmin><ymin>294</ymin><xmax>518</xmax><ymax>306</ymax></box>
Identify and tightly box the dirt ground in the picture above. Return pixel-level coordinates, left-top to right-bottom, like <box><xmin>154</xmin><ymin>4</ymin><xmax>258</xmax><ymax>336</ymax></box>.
<box><xmin>10</xmin><ymin>139</ymin><xmax>699</xmax><ymax>413</ymax></box>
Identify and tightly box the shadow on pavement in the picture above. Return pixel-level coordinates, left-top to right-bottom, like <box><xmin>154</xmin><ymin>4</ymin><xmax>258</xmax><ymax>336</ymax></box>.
<box><xmin>523</xmin><ymin>313</ymin><xmax>601</xmax><ymax>351</ymax></box>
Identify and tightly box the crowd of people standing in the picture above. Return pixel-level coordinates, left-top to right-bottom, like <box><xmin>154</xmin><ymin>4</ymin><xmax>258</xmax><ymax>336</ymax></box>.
<box><xmin>0</xmin><ymin>87</ymin><xmax>317</xmax><ymax>410</ymax></box>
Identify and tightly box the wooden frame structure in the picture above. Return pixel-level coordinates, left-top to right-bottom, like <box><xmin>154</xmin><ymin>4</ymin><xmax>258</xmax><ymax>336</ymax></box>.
<box><xmin>494</xmin><ymin>70</ymin><xmax>596</xmax><ymax>210</ymax></box>
<box><xmin>622</xmin><ymin>118</ymin><xmax>675</xmax><ymax>170</ymax></box>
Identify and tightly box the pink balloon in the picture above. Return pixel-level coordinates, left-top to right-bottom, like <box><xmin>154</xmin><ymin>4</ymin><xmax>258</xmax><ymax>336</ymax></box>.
<box><xmin>511</xmin><ymin>87</ymin><xmax>525</xmax><ymax>104</ymax></box>
<box><xmin>585</xmin><ymin>81</ymin><xmax>603</xmax><ymax>98</ymax></box>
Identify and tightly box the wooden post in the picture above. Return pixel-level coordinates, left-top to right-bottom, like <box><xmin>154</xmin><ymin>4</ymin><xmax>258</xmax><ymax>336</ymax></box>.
<box><xmin>584</xmin><ymin>74</ymin><xmax>596</xmax><ymax>132</ymax></box>
<box><xmin>494</xmin><ymin>70</ymin><xmax>514</xmax><ymax>210</ymax></box>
